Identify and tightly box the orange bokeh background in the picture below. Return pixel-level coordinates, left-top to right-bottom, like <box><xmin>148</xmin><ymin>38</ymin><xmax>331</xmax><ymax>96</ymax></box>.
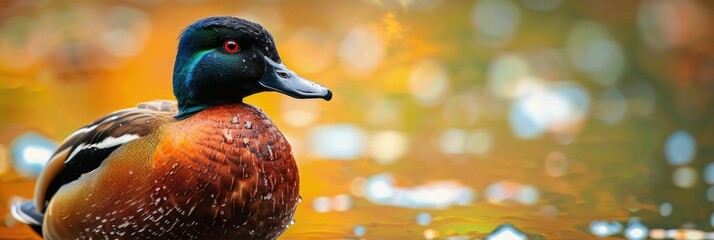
<box><xmin>1</xmin><ymin>0</ymin><xmax>713</xmax><ymax>239</ymax></box>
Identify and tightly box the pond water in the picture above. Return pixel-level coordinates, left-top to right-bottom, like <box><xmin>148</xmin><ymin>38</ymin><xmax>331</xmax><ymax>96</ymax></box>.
<box><xmin>0</xmin><ymin>0</ymin><xmax>713</xmax><ymax>239</ymax></box>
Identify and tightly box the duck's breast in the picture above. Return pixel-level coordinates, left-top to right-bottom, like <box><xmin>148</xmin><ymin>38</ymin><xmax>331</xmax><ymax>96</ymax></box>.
<box><xmin>150</xmin><ymin>103</ymin><xmax>300</xmax><ymax>239</ymax></box>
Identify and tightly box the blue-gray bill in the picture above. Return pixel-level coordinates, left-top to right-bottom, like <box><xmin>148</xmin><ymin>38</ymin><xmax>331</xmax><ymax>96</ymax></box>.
<box><xmin>259</xmin><ymin>56</ymin><xmax>333</xmax><ymax>101</ymax></box>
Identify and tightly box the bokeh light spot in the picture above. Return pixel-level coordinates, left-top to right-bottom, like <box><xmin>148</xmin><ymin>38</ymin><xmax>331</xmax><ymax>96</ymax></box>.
<box><xmin>486</xmin><ymin>224</ymin><xmax>526</xmax><ymax>240</ymax></box>
<box><xmin>487</xmin><ymin>53</ymin><xmax>530</xmax><ymax>98</ymax></box>
<box><xmin>438</xmin><ymin>129</ymin><xmax>467</xmax><ymax>154</ymax></box>
<box><xmin>467</xmin><ymin>130</ymin><xmax>493</xmax><ymax>155</ymax></box>
<box><xmin>438</xmin><ymin>128</ymin><xmax>492</xmax><ymax>156</ymax></box>
<box><xmin>624</xmin><ymin>219</ymin><xmax>648</xmax><ymax>240</ymax></box>
<box><xmin>672</xmin><ymin>166</ymin><xmax>697</xmax><ymax>188</ymax></box>
<box><xmin>369</xmin><ymin>130</ymin><xmax>409</xmax><ymax>164</ymax></box>
<box><xmin>350</xmin><ymin>177</ymin><xmax>367</xmax><ymax>197</ymax></box>
<box><xmin>363</xmin><ymin>173</ymin><xmax>474</xmax><ymax>209</ymax></box>
<box><xmin>408</xmin><ymin>58</ymin><xmax>450</xmax><ymax>106</ymax></box>
<box><xmin>471</xmin><ymin>0</ymin><xmax>521</xmax><ymax>46</ymax></box>
<box><xmin>339</xmin><ymin>25</ymin><xmax>385</xmax><ymax>77</ymax></box>
<box><xmin>365</xmin><ymin>173</ymin><xmax>396</xmax><ymax>201</ymax></box>
<box><xmin>485</xmin><ymin>181</ymin><xmax>540</xmax><ymax>206</ymax></box>
<box><xmin>423</xmin><ymin>229</ymin><xmax>439</xmax><ymax>239</ymax></box>
<box><xmin>331</xmin><ymin>194</ymin><xmax>352</xmax><ymax>211</ymax></box>
<box><xmin>664</xmin><ymin>130</ymin><xmax>696</xmax><ymax>166</ymax></box>
<box><xmin>353</xmin><ymin>225</ymin><xmax>366</xmax><ymax>236</ymax></box>
<box><xmin>515</xmin><ymin>185</ymin><xmax>539</xmax><ymax>205</ymax></box>
<box><xmin>312</xmin><ymin>196</ymin><xmax>330</xmax><ymax>213</ymax></box>
<box><xmin>510</xmin><ymin>97</ymin><xmax>546</xmax><ymax>139</ymax></box>
<box><xmin>659</xmin><ymin>202</ymin><xmax>672</xmax><ymax>217</ymax></box>
<box><xmin>416</xmin><ymin>212</ymin><xmax>432</xmax><ymax>226</ymax></box>
<box><xmin>509</xmin><ymin>81</ymin><xmax>590</xmax><ymax>139</ymax></box>
<box><xmin>308</xmin><ymin>124</ymin><xmax>366</xmax><ymax>160</ymax></box>
<box><xmin>566</xmin><ymin>21</ymin><xmax>624</xmax><ymax>86</ymax></box>
<box><xmin>637</xmin><ymin>0</ymin><xmax>706</xmax><ymax>50</ymax></box>
<box><xmin>10</xmin><ymin>132</ymin><xmax>57</xmax><ymax>177</ymax></box>
<box><xmin>589</xmin><ymin>220</ymin><xmax>621</xmax><ymax>237</ymax></box>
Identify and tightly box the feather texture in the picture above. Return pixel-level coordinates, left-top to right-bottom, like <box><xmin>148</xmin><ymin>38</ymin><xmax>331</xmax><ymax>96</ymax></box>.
<box><xmin>36</xmin><ymin>103</ymin><xmax>299</xmax><ymax>240</ymax></box>
<box><xmin>35</xmin><ymin>100</ymin><xmax>178</xmax><ymax>212</ymax></box>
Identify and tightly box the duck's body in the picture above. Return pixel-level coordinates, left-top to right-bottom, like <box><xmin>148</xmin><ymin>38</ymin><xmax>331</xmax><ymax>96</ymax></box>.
<box><xmin>41</xmin><ymin>103</ymin><xmax>298</xmax><ymax>239</ymax></box>
<box><xmin>12</xmin><ymin>16</ymin><xmax>330</xmax><ymax>239</ymax></box>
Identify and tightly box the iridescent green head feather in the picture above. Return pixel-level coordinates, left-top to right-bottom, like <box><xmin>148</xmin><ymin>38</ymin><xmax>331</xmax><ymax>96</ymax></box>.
<box><xmin>172</xmin><ymin>16</ymin><xmax>332</xmax><ymax>119</ymax></box>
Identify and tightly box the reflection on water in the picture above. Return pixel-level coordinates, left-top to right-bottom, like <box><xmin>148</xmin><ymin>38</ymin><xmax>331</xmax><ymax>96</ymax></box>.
<box><xmin>1</xmin><ymin>0</ymin><xmax>714</xmax><ymax>239</ymax></box>
<box><xmin>487</xmin><ymin>224</ymin><xmax>526</xmax><ymax>240</ymax></box>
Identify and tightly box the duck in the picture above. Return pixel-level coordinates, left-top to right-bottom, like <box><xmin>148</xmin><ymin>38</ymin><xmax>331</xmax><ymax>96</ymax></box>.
<box><xmin>10</xmin><ymin>16</ymin><xmax>332</xmax><ymax>240</ymax></box>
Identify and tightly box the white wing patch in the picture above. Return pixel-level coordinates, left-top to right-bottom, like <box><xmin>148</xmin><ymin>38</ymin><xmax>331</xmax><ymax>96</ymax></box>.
<box><xmin>65</xmin><ymin>134</ymin><xmax>141</xmax><ymax>163</ymax></box>
<box><xmin>10</xmin><ymin>201</ymin><xmax>41</xmax><ymax>225</ymax></box>
<box><xmin>105</xmin><ymin>115</ymin><xmax>120</xmax><ymax>121</ymax></box>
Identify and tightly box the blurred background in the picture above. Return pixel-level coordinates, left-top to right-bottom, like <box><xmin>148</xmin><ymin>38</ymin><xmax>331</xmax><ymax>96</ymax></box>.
<box><xmin>0</xmin><ymin>0</ymin><xmax>713</xmax><ymax>239</ymax></box>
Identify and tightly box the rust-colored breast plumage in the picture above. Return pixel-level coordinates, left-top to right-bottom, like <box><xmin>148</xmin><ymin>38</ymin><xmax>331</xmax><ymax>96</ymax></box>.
<box><xmin>43</xmin><ymin>103</ymin><xmax>299</xmax><ymax>240</ymax></box>
<box><xmin>150</xmin><ymin>103</ymin><xmax>300</xmax><ymax>239</ymax></box>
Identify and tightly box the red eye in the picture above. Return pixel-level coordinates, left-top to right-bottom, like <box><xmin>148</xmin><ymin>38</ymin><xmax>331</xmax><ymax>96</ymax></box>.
<box><xmin>223</xmin><ymin>40</ymin><xmax>240</xmax><ymax>53</ymax></box>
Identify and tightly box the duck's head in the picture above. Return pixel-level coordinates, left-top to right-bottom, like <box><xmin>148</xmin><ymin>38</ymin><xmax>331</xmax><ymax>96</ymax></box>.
<box><xmin>172</xmin><ymin>16</ymin><xmax>332</xmax><ymax>118</ymax></box>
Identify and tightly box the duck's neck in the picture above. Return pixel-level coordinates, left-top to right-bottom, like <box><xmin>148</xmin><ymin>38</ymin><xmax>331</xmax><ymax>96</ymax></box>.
<box><xmin>174</xmin><ymin>100</ymin><xmax>244</xmax><ymax>120</ymax></box>
<box><xmin>174</xmin><ymin>103</ymin><xmax>211</xmax><ymax>120</ymax></box>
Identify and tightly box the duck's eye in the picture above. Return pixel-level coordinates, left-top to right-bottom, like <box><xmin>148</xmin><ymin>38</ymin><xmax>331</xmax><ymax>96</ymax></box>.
<box><xmin>223</xmin><ymin>40</ymin><xmax>240</xmax><ymax>54</ymax></box>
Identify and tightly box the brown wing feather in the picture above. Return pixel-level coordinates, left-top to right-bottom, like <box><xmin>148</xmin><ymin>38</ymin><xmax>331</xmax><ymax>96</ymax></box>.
<box><xmin>34</xmin><ymin>100</ymin><xmax>178</xmax><ymax>211</ymax></box>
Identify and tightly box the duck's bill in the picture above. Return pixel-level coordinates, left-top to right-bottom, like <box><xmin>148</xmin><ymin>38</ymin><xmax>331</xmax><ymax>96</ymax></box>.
<box><xmin>258</xmin><ymin>56</ymin><xmax>332</xmax><ymax>101</ymax></box>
